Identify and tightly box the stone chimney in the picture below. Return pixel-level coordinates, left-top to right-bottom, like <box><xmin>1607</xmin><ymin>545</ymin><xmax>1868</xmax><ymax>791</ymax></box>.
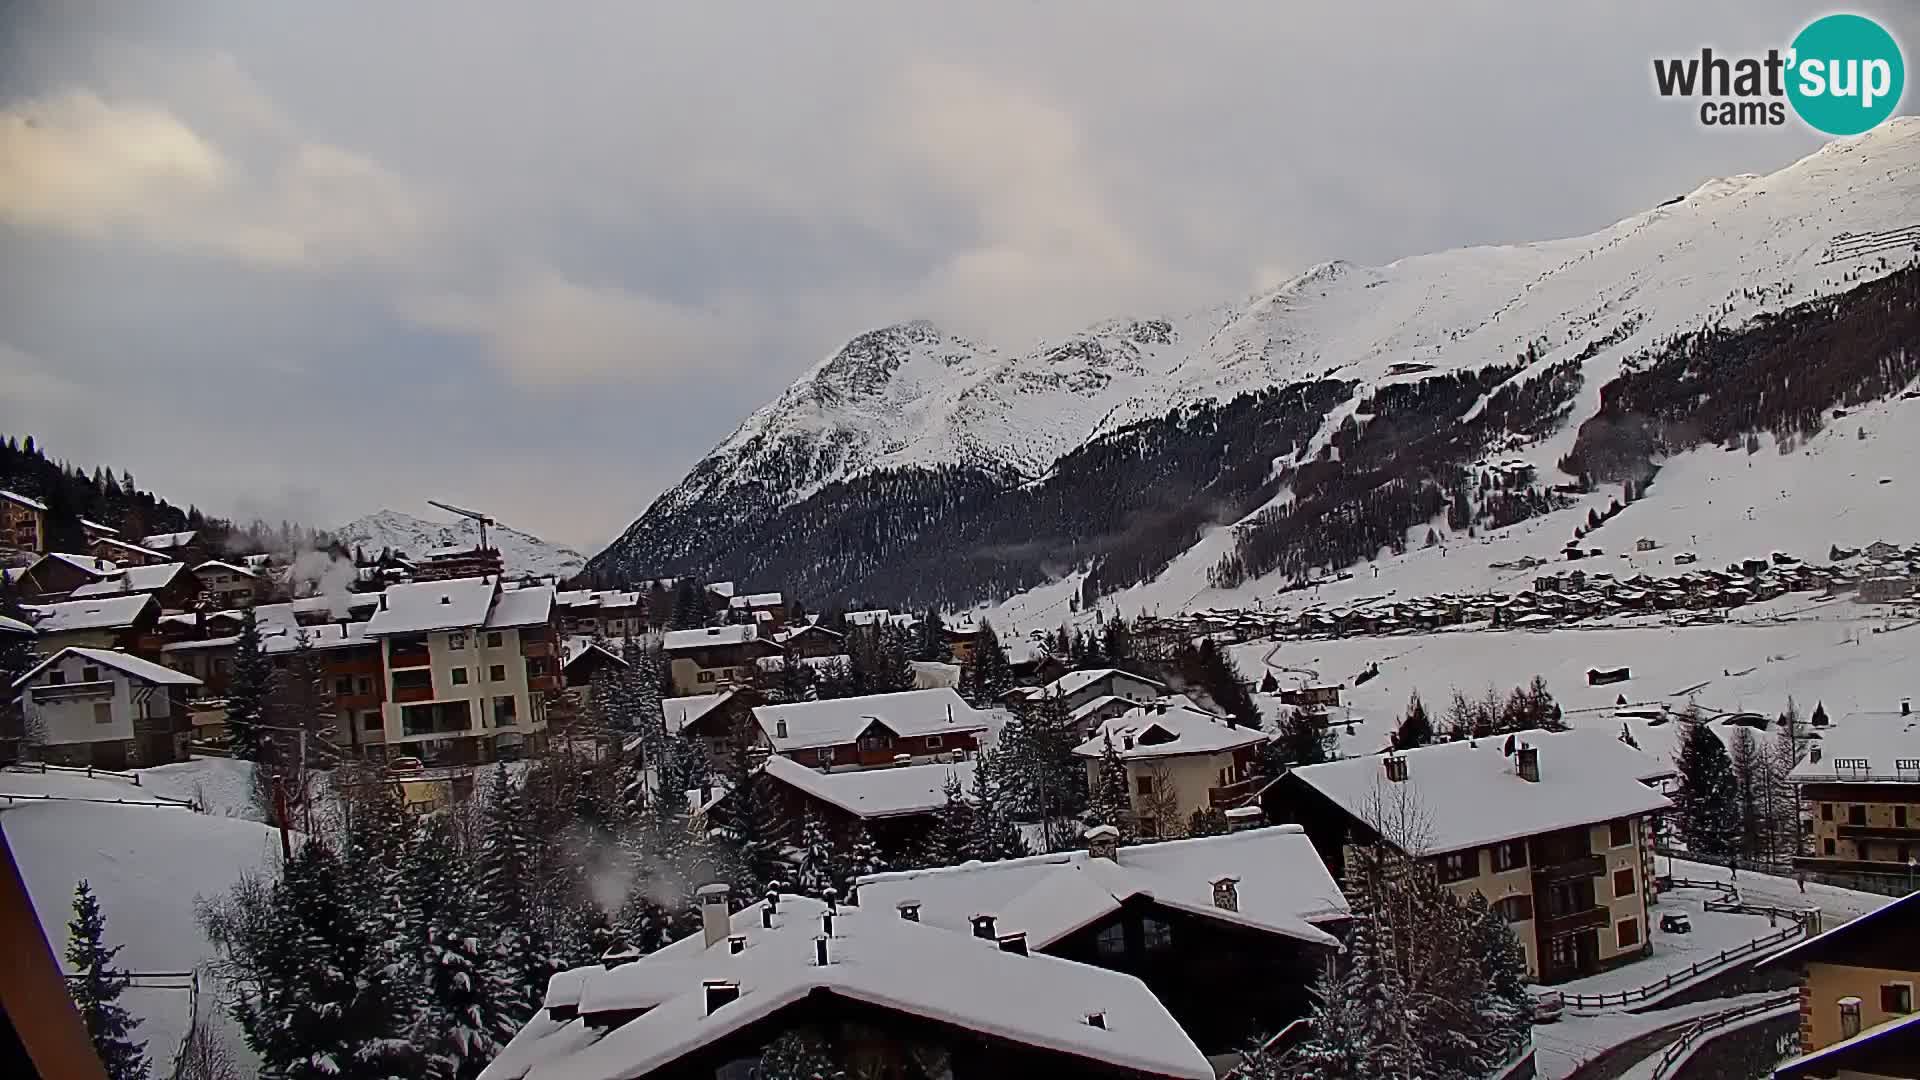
<box><xmin>1225</xmin><ymin>806</ymin><xmax>1264</xmax><ymax>832</ymax></box>
<box><xmin>1383</xmin><ymin>755</ymin><xmax>1409</xmax><ymax>783</ymax></box>
<box><xmin>697</xmin><ymin>883</ymin><xmax>731</xmax><ymax>949</ymax></box>
<box><xmin>897</xmin><ymin>900</ymin><xmax>921</xmax><ymax>922</ymax></box>
<box><xmin>970</xmin><ymin>914</ymin><xmax>997</xmax><ymax>940</ymax></box>
<box><xmin>1517</xmin><ymin>745</ymin><xmax>1540</xmax><ymax>783</ymax></box>
<box><xmin>704</xmin><ymin>980</ymin><xmax>740</xmax><ymax>1014</ymax></box>
<box><xmin>997</xmin><ymin>932</ymin><xmax>1028</xmax><ymax>956</ymax></box>
<box><xmin>1085</xmin><ymin>824</ymin><xmax>1120</xmax><ymax>861</ymax></box>
<box><xmin>1212</xmin><ymin>876</ymin><xmax>1240</xmax><ymax>913</ymax></box>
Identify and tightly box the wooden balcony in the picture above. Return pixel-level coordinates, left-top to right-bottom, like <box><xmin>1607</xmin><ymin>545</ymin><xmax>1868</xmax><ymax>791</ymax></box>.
<box><xmin>393</xmin><ymin>684</ymin><xmax>435</xmax><ymax>704</ymax></box>
<box><xmin>1537</xmin><ymin>906</ymin><xmax>1609</xmax><ymax>938</ymax></box>
<box><xmin>388</xmin><ymin>646</ymin><xmax>431</xmax><ymax>669</ymax></box>
<box><xmin>521</xmin><ymin>640</ymin><xmax>558</xmax><ymax>660</ymax></box>
<box><xmin>1837</xmin><ymin>823</ymin><xmax>1920</xmax><ymax>841</ymax></box>
<box><xmin>1532</xmin><ymin>853</ymin><xmax>1606</xmax><ymax>884</ymax></box>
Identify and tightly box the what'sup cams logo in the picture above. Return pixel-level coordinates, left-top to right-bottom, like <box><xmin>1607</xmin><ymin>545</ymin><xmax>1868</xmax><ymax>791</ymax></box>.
<box><xmin>1655</xmin><ymin>13</ymin><xmax>1904</xmax><ymax>135</ymax></box>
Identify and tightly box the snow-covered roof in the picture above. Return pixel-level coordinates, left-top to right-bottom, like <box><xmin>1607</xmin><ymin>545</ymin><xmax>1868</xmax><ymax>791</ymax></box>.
<box><xmin>562</xmin><ymin>640</ymin><xmax>625</xmax><ymax>672</ymax></box>
<box><xmin>0</xmin><ymin>488</ymin><xmax>48</xmax><ymax>512</ymax></box>
<box><xmin>772</xmin><ymin>622</ymin><xmax>842</xmax><ymax>644</ymax></box>
<box><xmin>80</xmin><ymin>518</ymin><xmax>117</xmax><ymax>534</ymax></box>
<box><xmin>727</xmin><ymin>591</ymin><xmax>783</xmax><ymax>609</ymax></box>
<box><xmin>192</xmin><ymin>560</ymin><xmax>257</xmax><ymax>578</ymax></box>
<box><xmin>844</xmin><ymin>608</ymin><xmax>916</xmax><ymax>630</ymax></box>
<box><xmin>139</xmin><ymin>530</ymin><xmax>198</xmax><ymax>550</ymax></box>
<box><xmin>858</xmin><ymin>824</ymin><xmax>1348</xmax><ymax>952</ymax></box>
<box><xmin>761</xmin><ymin>755</ymin><xmax>974</xmax><ymax>819</ymax></box>
<box><xmin>90</xmin><ymin>537</ymin><xmax>165</xmax><ymax>562</ymax></box>
<box><xmin>0</xmin><ymin>614</ymin><xmax>33</xmax><ymax>636</ymax></box>
<box><xmin>485</xmin><ymin>585</ymin><xmax>555</xmax><ymax>630</ymax></box>
<box><xmin>704</xmin><ymin>580</ymin><xmax>735</xmax><ymax>598</ymax></box>
<box><xmin>1068</xmin><ymin>694</ymin><xmax>1131</xmax><ymax>723</ymax></box>
<box><xmin>365</xmin><ymin>577</ymin><xmax>498</xmax><ymax>635</ymax></box>
<box><xmin>663</xmin><ymin>691</ymin><xmax>734</xmax><ymax>734</ymax></box>
<box><xmin>660</xmin><ymin>623</ymin><xmax>763</xmax><ymax>652</ymax></box>
<box><xmin>26</xmin><ymin>594</ymin><xmax>156</xmax><ymax>633</ymax></box>
<box><xmin>1286</xmin><ymin>728</ymin><xmax>1673</xmax><ymax>856</ymax></box>
<box><xmin>1072</xmin><ymin>704</ymin><xmax>1265</xmax><ymax>761</ymax></box>
<box><xmin>37</xmin><ymin>552</ymin><xmax>118</xmax><ymax>578</ymax></box>
<box><xmin>13</xmin><ymin>646</ymin><xmax>201</xmax><ymax>689</ymax></box>
<box><xmin>1045</xmin><ymin>667</ymin><xmax>1168</xmax><ymax>698</ymax></box>
<box><xmin>753</xmin><ymin>688</ymin><xmax>991</xmax><ymax>752</ymax></box>
<box><xmin>68</xmin><ymin>562</ymin><xmax>187</xmax><ymax>599</ymax></box>
<box><xmin>482</xmin><ymin>895</ymin><xmax>1212</xmax><ymax>1080</ymax></box>
<box><xmin>1788</xmin><ymin>717</ymin><xmax>1920</xmax><ymax>783</ymax></box>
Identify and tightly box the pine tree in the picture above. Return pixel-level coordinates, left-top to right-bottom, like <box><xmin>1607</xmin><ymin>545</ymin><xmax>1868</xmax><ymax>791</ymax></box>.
<box><xmin>914</xmin><ymin>609</ymin><xmax>948</xmax><ymax>662</ymax></box>
<box><xmin>837</xmin><ymin>822</ymin><xmax>887</xmax><ymax>900</ymax></box>
<box><xmin>226</xmin><ymin>607</ymin><xmax>274</xmax><ymax>761</ymax></box>
<box><xmin>927</xmin><ymin>773</ymin><xmax>974</xmax><ymax>866</ymax></box>
<box><xmin>476</xmin><ymin>765</ymin><xmax>550</xmax><ymax>1023</ymax></box>
<box><xmin>64</xmin><ymin>881</ymin><xmax>149</xmax><ymax>1080</ymax></box>
<box><xmin>1728</xmin><ymin>725</ymin><xmax>1765</xmax><ymax>859</ymax></box>
<box><xmin>756</xmin><ymin>1029</ymin><xmax>846</xmax><ymax>1080</ymax></box>
<box><xmin>1674</xmin><ymin>719</ymin><xmax>1741</xmax><ymax>857</ymax></box>
<box><xmin>1259</xmin><ymin>671</ymin><xmax>1278</xmax><ymax>694</ymax></box>
<box><xmin>1275</xmin><ymin>708</ymin><xmax>1333</xmax><ymax>766</ymax></box>
<box><xmin>795</xmin><ymin>808</ymin><xmax>838</xmax><ymax>899</ymax></box>
<box><xmin>961</xmin><ymin>619</ymin><xmax>1013</xmax><ymax>705</ymax></box>
<box><xmin>414</xmin><ymin>814</ymin><xmax>514</xmax><ymax>1080</ymax></box>
<box><xmin>1087</xmin><ymin>733</ymin><xmax>1135</xmax><ymax>842</ymax></box>
<box><xmin>1463</xmin><ymin>891</ymin><xmax>1533</xmax><ymax>1069</ymax></box>
<box><xmin>1393</xmin><ymin>692</ymin><xmax>1433</xmax><ymax>750</ymax></box>
<box><xmin>967</xmin><ymin>757</ymin><xmax>1031</xmax><ymax>862</ymax></box>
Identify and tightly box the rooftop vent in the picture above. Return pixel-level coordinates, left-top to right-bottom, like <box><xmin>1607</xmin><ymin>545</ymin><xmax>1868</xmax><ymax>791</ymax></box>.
<box><xmin>1383</xmin><ymin>755</ymin><xmax>1409</xmax><ymax>783</ymax></box>
<box><xmin>1085</xmin><ymin>1011</ymin><xmax>1107</xmax><ymax>1030</ymax></box>
<box><xmin>697</xmin><ymin>883</ymin><xmax>731</xmax><ymax>948</ymax></box>
<box><xmin>997</xmin><ymin>932</ymin><xmax>1029</xmax><ymax>956</ymax></box>
<box><xmin>728</xmin><ymin>934</ymin><xmax>747</xmax><ymax>955</ymax></box>
<box><xmin>970</xmin><ymin>914</ymin><xmax>997</xmax><ymax>940</ymax></box>
<box><xmin>897</xmin><ymin>900</ymin><xmax>921</xmax><ymax>922</ymax></box>
<box><xmin>704</xmin><ymin>980</ymin><xmax>740</xmax><ymax>1015</ymax></box>
<box><xmin>814</xmin><ymin>934</ymin><xmax>830</xmax><ymax>967</ymax></box>
<box><xmin>1517</xmin><ymin>745</ymin><xmax>1541</xmax><ymax>783</ymax></box>
<box><xmin>1212</xmin><ymin>876</ymin><xmax>1240</xmax><ymax>913</ymax></box>
<box><xmin>1085</xmin><ymin>824</ymin><xmax>1120</xmax><ymax>861</ymax></box>
<box><xmin>775</xmin><ymin>717</ymin><xmax>788</xmax><ymax>739</ymax></box>
<box><xmin>1225</xmin><ymin>806</ymin><xmax>1264</xmax><ymax>832</ymax></box>
<box><xmin>439</xmin><ymin>595</ymin><xmax>451</xmax><ymax>605</ymax></box>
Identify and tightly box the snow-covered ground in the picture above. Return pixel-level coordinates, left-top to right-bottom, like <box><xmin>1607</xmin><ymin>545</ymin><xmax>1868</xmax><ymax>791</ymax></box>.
<box><xmin>5</xmin><ymin>798</ymin><xmax>281</xmax><ymax>1074</ymax></box>
<box><xmin>1554</xmin><ymin>892</ymin><xmax>1787</xmax><ymax>1002</ymax></box>
<box><xmin>1663</xmin><ymin>857</ymin><xmax>1892</xmax><ymax>929</ymax></box>
<box><xmin>1</xmin><ymin>757</ymin><xmax>273</xmax><ymax>820</ymax></box>
<box><xmin>1533</xmin><ymin>989</ymin><xmax>1789</xmax><ymax>1080</ymax></box>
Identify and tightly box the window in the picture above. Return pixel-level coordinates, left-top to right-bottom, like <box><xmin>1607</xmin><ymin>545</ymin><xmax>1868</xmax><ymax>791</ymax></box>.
<box><xmin>1822</xmin><ymin>803</ymin><xmax>1834</xmax><ymax>821</ymax></box>
<box><xmin>82</xmin><ymin>665</ymin><xmax>100</xmax><ymax>682</ymax></box>
<box><xmin>451</xmin><ymin>668</ymin><xmax>469</xmax><ymax>686</ymax></box>
<box><xmin>363</xmin><ymin>711</ymin><xmax>380</xmax><ymax>731</ymax></box>
<box><xmin>1495</xmin><ymin>895</ymin><xmax>1533</xmax><ymax>923</ymax></box>
<box><xmin>1883</xmin><ymin>983</ymin><xmax>1914</xmax><ymax>1015</ymax></box>
<box><xmin>1492</xmin><ymin>840</ymin><xmax>1528</xmax><ymax>872</ymax></box>
<box><xmin>393</xmin><ymin>669</ymin><xmax>432</xmax><ymax>691</ymax></box>
<box><xmin>1899</xmin><ymin>806</ymin><xmax>1910</xmax><ymax>829</ymax></box>
<box><xmin>1614</xmin><ymin>868</ymin><xmax>1636</xmax><ymax>898</ymax></box>
<box><xmin>47</xmin><ymin>669</ymin><xmax>65</xmax><ymax>685</ymax></box>
<box><xmin>357</xmin><ymin>676</ymin><xmax>373</xmax><ymax>695</ymax></box>
<box><xmin>494</xmin><ymin>696</ymin><xmax>517</xmax><ymax>727</ymax></box>
<box><xmin>93</xmin><ymin>703</ymin><xmax>112</xmax><ymax>725</ymax></box>
<box><xmin>1840</xmin><ymin>997</ymin><xmax>1863</xmax><ymax>1039</ymax></box>
<box><xmin>1850</xmin><ymin>805</ymin><xmax>1868</xmax><ymax>826</ymax></box>
<box><xmin>1825</xmin><ymin>838</ymin><xmax>1837</xmax><ymax>855</ymax></box>
<box><xmin>1610</xmin><ymin>819</ymin><xmax>1633</xmax><ymax>848</ymax></box>
<box><xmin>1438</xmin><ymin>851</ymin><xmax>1475</xmax><ymax>884</ymax></box>
<box><xmin>1615</xmin><ymin>917</ymin><xmax>1640</xmax><ymax>949</ymax></box>
<box><xmin>490</xmin><ymin>664</ymin><xmax>507</xmax><ymax>682</ymax></box>
<box><xmin>926</xmin><ymin>735</ymin><xmax>943</xmax><ymax>749</ymax></box>
<box><xmin>698</xmin><ymin>670</ymin><xmax>716</xmax><ymax>683</ymax></box>
<box><xmin>857</xmin><ymin>733</ymin><xmax>894</xmax><ymax>752</ymax></box>
<box><xmin>1095</xmin><ymin>923</ymin><xmax>1126</xmax><ymax>959</ymax></box>
<box><xmin>335</xmin><ymin>677</ymin><xmax>355</xmax><ymax>695</ymax></box>
<box><xmin>1143</xmin><ymin>916</ymin><xmax>1173</xmax><ymax>952</ymax></box>
<box><xmin>486</xmin><ymin>632</ymin><xmax>503</xmax><ymax>648</ymax></box>
<box><xmin>448</xmin><ymin>633</ymin><xmax>466</xmax><ymax>650</ymax></box>
<box><xmin>1136</xmin><ymin>775</ymin><xmax>1154</xmax><ymax>796</ymax></box>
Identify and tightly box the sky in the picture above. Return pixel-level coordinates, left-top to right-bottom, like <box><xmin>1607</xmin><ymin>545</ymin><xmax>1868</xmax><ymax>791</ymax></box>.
<box><xmin>1</xmin><ymin>2</ymin><xmax>1915</xmax><ymax>551</ymax></box>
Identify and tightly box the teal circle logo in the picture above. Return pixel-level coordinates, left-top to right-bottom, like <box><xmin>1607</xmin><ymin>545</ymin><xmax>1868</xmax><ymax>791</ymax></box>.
<box><xmin>1787</xmin><ymin>14</ymin><xmax>1904</xmax><ymax>136</ymax></box>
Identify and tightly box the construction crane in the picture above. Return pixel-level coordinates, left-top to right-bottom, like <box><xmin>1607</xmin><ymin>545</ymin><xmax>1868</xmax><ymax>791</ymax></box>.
<box><xmin>427</xmin><ymin>500</ymin><xmax>496</xmax><ymax>550</ymax></box>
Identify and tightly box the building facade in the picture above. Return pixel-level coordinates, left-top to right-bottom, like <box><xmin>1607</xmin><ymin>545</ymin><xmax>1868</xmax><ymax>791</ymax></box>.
<box><xmin>1792</xmin><ymin>726</ymin><xmax>1920</xmax><ymax>873</ymax></box>
<box><xmin>1762</xmin><ymin>890</ymin><xmax>1919</xmax><ymax>1077</ymax></box>
<box><xmin>12</xmin><ymin>647</ymin><xmax>199</xmax><ymax>768</ymax></box>
<box><xmin>0</xmin><ymin>490</ymin><xmax>47</xmax><ymax>552</ymax></box>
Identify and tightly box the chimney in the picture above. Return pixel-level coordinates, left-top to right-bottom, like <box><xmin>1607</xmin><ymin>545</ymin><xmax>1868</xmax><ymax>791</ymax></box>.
<box><xmin>1811</xmin><ymin>745</ymin><xmax>1823</xmax><ymax>763</ymax></box>
<box><xmin>1085</xmin><ymin>1011</ymin><xmax>1107</xmax><ymax>1030</ymax></box>
<box><xmin>1383</xmin><ymin>755</ymin><xmax>1409</xmax><ymax>783</ymax></box>
<box><xmin>1517</xmin><ymin>745</ymin><xmax>1541</xmax><ymax>783</ymax></box>
<box><xmin>814</xmin><ymin>935</ymin><xmax>830</xmax><ymax>966</ymax></box>
<box><xmin>822</xmin><ymin>911</ymin><xmax>835</xmax><ymax>937</ymax></box>
<box><xmin>970</xmin><ymin>914</ymin><xmax>997</xmax><ymax>940</ymax></box>
<box><xmin>1225</xmin><ymin>806</ymin><xmax>1264</xmax><ymax>832</ymax></box>
<box><xmin>997</xmin><ymin>932</ymin><xmax>1029</xmax><ymax>956</ymax></box>
<box><xmin>760</xmin><ymin>903</ymin><xmax>774</xmax><ymax>929</ymax></box>
<box><xmin>897</xmin><ymin>900</ymin><xmax>921</xmax><ymax>922</ymax></box>
<box><xmin>697</xmin><ymin>883</ymin><xmax>731</xmax><ymax>949</ymax></box>
<box><xmin>775</xmin><ymin>717</ymin><xmax>788</xmax><ymax>739</ymax></box>
<box><xmin>1085</xmin><ymin>824</ymin><xmax>1120</xmax><ymax>861</ymax></box>
<box><xmin>1905</xmin><ymin>699</ymin><xmax>1912</xmax><ymax>717</ymax></box>
<box><xmin>704</xmin><ymin>980</ymin><xmax>740</xmax><ymax>1014</ymax></box>
<box><xmin>379</xmin><ymin>593</ymin><xmax>388</xmax><ymax>610</ymax></box>
<box><xmin>1212</xmin><ymin>876</ymin><xmax>1240</xmax><ymax>913</ymax></box>
<box><xmin>824</xmin><ymin>887</ymin><xmax>839</xmax><ymax>913</ymax></box>
<box><xmin>729</xmin><ymin>934</ymin><xmax>747</xmax><ymax>955</ymax></box>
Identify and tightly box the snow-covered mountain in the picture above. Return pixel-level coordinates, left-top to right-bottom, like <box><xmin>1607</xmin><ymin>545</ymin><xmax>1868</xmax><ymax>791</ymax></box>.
<box><xmin>337</xmin><ymin>509</ymin><xmax>586</xmax><ymax>580</ymax></box>
<box><xmin>593</xmin><ymin>120</ymin><xmax>1920</xmax><ymax>607</ymax></box>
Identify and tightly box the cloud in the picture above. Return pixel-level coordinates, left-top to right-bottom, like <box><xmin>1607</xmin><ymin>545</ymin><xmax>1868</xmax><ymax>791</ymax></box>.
<box><xmin>0</xmin><ymin>83</ymin><xmax>428</xmax><ymax>269</ymax></box>
<box><xmin>404</xmin><ymin>268</ymin><xmax>753</xmax><ymax>387</ymax></box>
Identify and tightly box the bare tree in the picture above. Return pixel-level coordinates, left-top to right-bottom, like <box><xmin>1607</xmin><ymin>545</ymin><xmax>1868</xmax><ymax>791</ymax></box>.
<box><xmin>174</xmin><ymin>1019</ymin><xmax>241</xmax><ymax>1080</ymax></box>
<box><xmin>1142</xmin><ymin>761</ymin><xmax>1183</xmax><ymax>840</ymax></box>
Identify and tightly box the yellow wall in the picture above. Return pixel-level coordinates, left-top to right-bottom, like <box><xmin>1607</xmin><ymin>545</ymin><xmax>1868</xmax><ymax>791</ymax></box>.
<box><xmin>1804</xmin><ymin>961</ymin><xmax>1918</xmax><ymax>1051</ymax></box>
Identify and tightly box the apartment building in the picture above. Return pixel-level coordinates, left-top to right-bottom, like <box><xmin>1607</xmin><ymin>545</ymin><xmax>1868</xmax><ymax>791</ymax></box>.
<box><xmin>192</xmin><ymin>561</ymin><xmax>265</xmax><ymax>608</ymax></box>
<box><xmin>1792</xmin><ymin>719</ymin><xmax>1920</xmax><ymax>873</ymax></box>
<box><xmin>11</xmin><ymin>647</ymin><xmax>199</xmax><ymax>769</ymax></box>
<box><xmin>1763</xmin><ymin>889</ymin><xmax>1920</xmax><ymax>1078</ymax></box>
<box><xmin>1072</xmin><ymin>700</ymin><xmax>1267</xmax><ymax>840</ymax></box>
<box><xmin>0</xmin><ymin>489</ymin><xmax>47</xmax><ymax>551</ymax></box>
<box><xmin>555</xmin><ymin>588</ymin><xmax>647</xmax><ymax>639</ymax></box>
<box><xmin>1045</xmin><ymin>667</ymin><xmax>1168</xmax><ymax>714</ymax></box>
<box><xmin>662</xmin><ymin>623</ymin><xmax>782</xmax><ymax>696</ymax></box>
<box><xmin>365</xmin><ymin>578</ymin><xmax>560</xmax><ymax>764</ymax></box>
<box><xmin>1273</xmin><ymin>728</ymin><xmax>1672</xmax><ymax>983</ymax></box>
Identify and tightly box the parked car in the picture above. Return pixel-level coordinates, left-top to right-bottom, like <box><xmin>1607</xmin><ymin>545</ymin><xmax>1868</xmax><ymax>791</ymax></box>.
<box><xmin>386</xmin><ymin>755</ymin><xmax>424</xmax><ymax>776</ymax></box>
<box><xmin>1531</xmin><ymin>990</ymin><xmax>1565</xmax><ymax>1024</ymax></box>
<box><xmin>1660</xmin><ymin>912</ymin><xmax>1693</xmax><ymax>934</ymax></box>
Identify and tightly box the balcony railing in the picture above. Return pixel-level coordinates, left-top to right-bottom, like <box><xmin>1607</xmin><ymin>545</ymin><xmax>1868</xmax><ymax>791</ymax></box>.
<box><xmin>528</xmin><ymin>674</ymin><xmax>563</xmax><ymax>693</ymax></box>
<box><xmin>1536</xmin><ymin>905</ymin><xmax>1609</xmax><ymax>938</ymax></box>
<box><xmin>1533</xmin><ymin>853</ymin><xmax>1606</xmax><ymax>883</ymax></box>
<box><xmin>521</xmin><ymin>640</ymin><xmax>557</xmax><ymax>660</ymax></box>
<box><xmin>29</xmin><ymin>681</ymin><xmax>114</xmax><ymax>702</ymax></box>
<box><xmin>393</xmin><ymin>684</ymin><xmax>435</xmax><ymax>703</ymax></box>
<box><xmin>388</xmin><ymin>647</ymin><xmax>431</xmax><ymax>669</ymax></box>
<box><xmin>1836</xmin><ymin>823</ymin><xmax>1920</xmax><ymax>840</ymax></box>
